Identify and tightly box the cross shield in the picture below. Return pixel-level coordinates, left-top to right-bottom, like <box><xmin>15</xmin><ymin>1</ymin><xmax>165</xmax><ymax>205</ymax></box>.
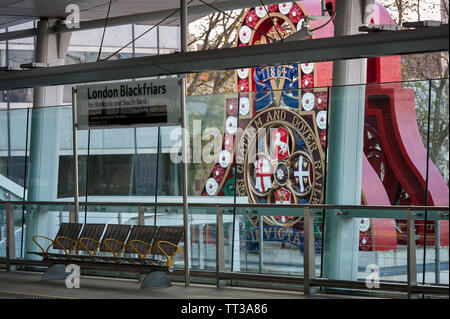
<box><xmin>294</xmin><ymin>154</ymin><xmax>312</xmax><ymax>194</ymax></box>
<box><xmin>254</xmin><ymin>157</ymin><xmax>272</xmax><ymax>193</ymax></box>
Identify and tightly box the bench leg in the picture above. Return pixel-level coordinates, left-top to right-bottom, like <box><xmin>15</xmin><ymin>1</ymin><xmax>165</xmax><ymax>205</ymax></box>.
<box><xmin>41</xmin><ymin>264</ymin><xmax>69</xmax><ymax>281</ymax></box>
<box><xmin>140</xmin><ymin>271</ymin><xmax>172</xmax><ymax>288</ymax></box>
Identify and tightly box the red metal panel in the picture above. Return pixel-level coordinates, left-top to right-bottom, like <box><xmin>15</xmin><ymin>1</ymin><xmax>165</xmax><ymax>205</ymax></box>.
<box><xmin>366</xmin><ymin>85</ymin><xmax>449</xmax><ymax>246</ymax></box>
<box><xmin>362</xmin><ymin>155</ymin><xmax>398</xmax><ymax>251</ymax></box>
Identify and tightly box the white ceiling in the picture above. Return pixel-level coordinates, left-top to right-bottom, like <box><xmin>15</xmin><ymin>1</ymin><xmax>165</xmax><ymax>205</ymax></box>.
<box><xmin>0</xmin><ymin>0</ymin><xmax>223</xmax><ymax>28</ymax></box>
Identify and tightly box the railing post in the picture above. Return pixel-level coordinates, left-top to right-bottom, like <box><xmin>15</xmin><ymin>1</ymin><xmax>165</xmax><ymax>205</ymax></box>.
<box><xmin>137</xmin><ymin>204</ymin><xmax>144</xmax><ymax>226</ymax></box>
<box><xmin>216</xmin><ymin>205</ymin><xmax>225</xmax><ymax>287</ymax></box>
<box><xmin>258</xmin><ymin>214</ymin><xmax>264</xmax><ymax>273</ymax></box>
<box><xmin>304</xmin><ymin>206</ymin><xmax>316</xmax><ymax>294</ymax></box>
<box><xmin>68</xmin><ymin>203</ymin><xmax>77</xmax><ymax>224</ymax></box>
<box><xmin>71</xmin><ymin>87</ymin><xmax>79</xmax><ymax>220</ymax></box>
<box><xmin>407</xmin><ymin>208</ymin><xmax>418</xmax><ymax>299</ymax></box>
<box><xmin>199</xmin><ymin>224</ymin><xmax>205</xmax><ymax>269</ymax></box>
<box><xmin>6</xmin><ymin>202</ymin><xmax>15</xmax><ymax>271</ymax></box>
<box><xmin>435</xmin><ymin>219</ymin><xmax>440</xmax><ymax>285</ymax></box>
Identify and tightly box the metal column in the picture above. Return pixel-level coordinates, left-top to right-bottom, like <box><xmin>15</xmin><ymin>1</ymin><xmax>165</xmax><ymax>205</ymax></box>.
<box><xmin>304</xmin><ymin>206</ymin><xmax>316</xmax><ymax>294</ymax></box>
<box><xmin>323</xmin><ymin>0</ymin><xmax>369</xmax><ymax>281</ymax></box>
<box><xmin>71</xmin><ymin>87</ymin><xmax>79</xmax><ymax>222</ymax></box>
<box><xmin>180</xmin><ymin>0</ymin><xmax>190</xmax><ymax>287</ymax></box>
<box><xmin>24</xmin><ymin>18</ymin><xmax>71</xmax><ymax>259</ymax></box>
<box><xmin>407</xmin><ymin>209</ymin><xmax>418</xmax><ymax>299</ymax></box>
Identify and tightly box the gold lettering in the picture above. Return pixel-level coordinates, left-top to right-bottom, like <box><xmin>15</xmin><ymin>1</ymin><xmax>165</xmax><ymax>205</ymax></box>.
<box><xmin>237</xmin><ymin>180</ymin><xmax>247</xmax><ymax>196</ymax></box>
<box><xmin>270</xmin><ymin>67</ymin><xmax>276</xmax><ymax>78</ymax></box>
<box><xmin>299</xmin><ymin>122</ymin><xmax>310</xmax><ymax>136</ymax></box>
<box><xmin>278</xmin><ymin>228</ymin><xmax>286</xmax><ymax>241</ymax></box>
<box><xmin>273</xmin><ymin>109</ymin><xmax>280</xmax><ymax>121</ymax></box>
<box><xmin>314</xmin><ymin>161</ymin><xmax>322</xmax><ymax>170</ymax></box>
<box><xmin>250</xmin><ymin>230</ymin><xmax>259</xmax><ymax>242</ymax></box>
<box><xmin>254</xmin><ymin>116</ymin><xmax>263</xmax><ymax>129</ymax></box>
<box><xmin>286</xmin><ymin>229</ymin><xmax>293</xmax><ymax>242</ymax></box>
<box><xmin>293</xmin><ymin>232</ymin><xmax>301</xmax><ymax>245</ymax></box>
<box><xmin>314</xmin><ymin>184</ymin><xmax>323</xmax><ymax>197</ymax></box>
<box><xmin>264</xmin><ymin>227</ymin><xmax>273</xmax><ymax>240</ymax></box>
<box><xmin>315</xmin><ymin>171</ymin><xmax>323</xmax><ymax>181</ymax></box>
<box><xmin>305</xmin><ymin>132</ymin><xmax>314</xmax><ymax>144</ymax></box>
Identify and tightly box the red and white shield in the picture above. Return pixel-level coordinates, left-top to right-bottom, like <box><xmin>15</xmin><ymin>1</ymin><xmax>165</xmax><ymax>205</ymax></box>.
<box><xmin>272</xmin><ymin>127</ymin><xmax>290</xmax><ymax>161</ymax></box>
<box><xmin>275</xmin><ymin>187</ymin><xmax>291</xmax><ymax>204</ymax></box>
<box><xmin>254</xmin><ymin>157</ymin><xmax>272</xmax><ymax>193</ymax></box>
<box><xmin>275</xmin><ymin>187</ymin><xmax>291</xmax><ymax>223</ymax></box>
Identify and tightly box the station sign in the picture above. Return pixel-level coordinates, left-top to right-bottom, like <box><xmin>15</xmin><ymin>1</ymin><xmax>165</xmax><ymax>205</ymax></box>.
<box><xmin>75</xmin><ymin>78</ymin><xmax>180</xmax><ymax>130</ymax></box>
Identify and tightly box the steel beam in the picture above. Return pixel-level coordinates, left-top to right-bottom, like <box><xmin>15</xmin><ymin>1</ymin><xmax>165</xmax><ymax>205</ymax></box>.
<box><xmin>0</xmin><ymin>25</ymin><xmax>447</xmax><ymax>91</ymax></box>
<box><xmin>0</xmin><ymin>28</ymin><xmax>37</xmax><ymax>41</ymax></box>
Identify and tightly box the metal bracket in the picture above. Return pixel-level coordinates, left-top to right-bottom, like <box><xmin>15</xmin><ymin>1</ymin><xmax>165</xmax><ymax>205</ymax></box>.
<box><xmin>140</xmin><ymin>271</ymin><xmax>172</xmax><ymax>288</ymax></box>
<box><xmin>216</xmin><ymin>205</ymin><xmax>225</xmax><ymax>287</ymax></box>
<box><xmin>359</xmin><ymin>24</ymin><xmax>401</xmax><ymax>32</ymax></box>
<box><xmin>402</xmin><ymin>21</ymin><xmax>443</xmax><ymax>28</ymax></box>
<box><xmin>438</xmin><ymin>212</ymin><xmax>449</xmax><ymax>219</ymax></box>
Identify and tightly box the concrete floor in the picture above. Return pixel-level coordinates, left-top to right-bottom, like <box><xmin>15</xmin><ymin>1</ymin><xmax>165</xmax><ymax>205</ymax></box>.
<box><xmin>0</xmin><ymin>270</ymin><xmax>376</xmax><ymax>300</ymax></box>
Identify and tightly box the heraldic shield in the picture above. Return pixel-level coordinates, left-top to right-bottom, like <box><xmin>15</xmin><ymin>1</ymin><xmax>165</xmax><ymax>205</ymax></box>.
<box><xmin>236</xmin><ymin>107</ymin><xmax>325</xmax><ymax>208</ymax></box>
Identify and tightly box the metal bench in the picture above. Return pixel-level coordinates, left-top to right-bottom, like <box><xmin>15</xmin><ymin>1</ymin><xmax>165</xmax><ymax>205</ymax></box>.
<box><xmin>124</xmin><ymin>225</ymin><xmax>158</xmax><ymax>260</ymax></box>
<box><xmin>150</xmin><ymin>226</ymin><xmax>184</xmax><ymax>271</ymax></box>
<box><xmin>100</xmin><ymin>224</ymin><xmax>131</xmax><ymax>258</ymax></box>
<box><xmin>77</xmin><ymin>223</ymin><xmax>107</xmax><ymax>257</ymax></box>
<box><xmin>30</xmin><ymin>223</ymin><xmax>184</xmax><ymax>287</ymax></box>
<box><xmin>32</xmin><ymin>222</ymin><xmax>83</xmax><ymax>256</ymax></box>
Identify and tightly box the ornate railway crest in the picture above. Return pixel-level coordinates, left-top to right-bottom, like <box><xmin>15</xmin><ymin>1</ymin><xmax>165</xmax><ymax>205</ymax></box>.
<box><xmin>236</xmin><ymin>107</ymin><xmax>325</xmax><ymax>210</ymax></box>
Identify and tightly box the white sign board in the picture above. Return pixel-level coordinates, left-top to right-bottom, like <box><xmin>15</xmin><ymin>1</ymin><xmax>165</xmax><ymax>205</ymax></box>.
<box><xmin>75</xmin><ymin>78</ymin><xmax>180</xmax><ymax>130</ymax></box>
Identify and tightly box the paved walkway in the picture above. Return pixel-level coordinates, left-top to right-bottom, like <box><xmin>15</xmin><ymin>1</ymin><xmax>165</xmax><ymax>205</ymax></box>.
<box><xmin>0</xmin><ymin>270</ymin><xmax>374</xmax><ymax>300</ymax></box>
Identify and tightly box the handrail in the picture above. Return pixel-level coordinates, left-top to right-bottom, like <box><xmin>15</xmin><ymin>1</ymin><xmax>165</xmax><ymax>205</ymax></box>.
<box><xmin>2</xmin><ymin>199</ymin><xmax>448</xmax><ymax>298</ymax></box>
<box><xmin>1</xmin><ymin>199</ymin><xmax>448</xmax><ymax>211</ymax></box>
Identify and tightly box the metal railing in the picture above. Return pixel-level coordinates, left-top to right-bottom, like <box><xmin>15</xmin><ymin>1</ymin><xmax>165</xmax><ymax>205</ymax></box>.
<box><xmin>0</xmin><ymin>200</ymin><xmax>448</xmax><ymax>298</ymax></box>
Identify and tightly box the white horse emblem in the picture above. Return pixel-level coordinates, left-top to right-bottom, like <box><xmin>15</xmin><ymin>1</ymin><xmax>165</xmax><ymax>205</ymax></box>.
<box><xmin>274</xmin><ymin>132</ymin><xmax>288</xmax><ymax>157</ymax></box>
